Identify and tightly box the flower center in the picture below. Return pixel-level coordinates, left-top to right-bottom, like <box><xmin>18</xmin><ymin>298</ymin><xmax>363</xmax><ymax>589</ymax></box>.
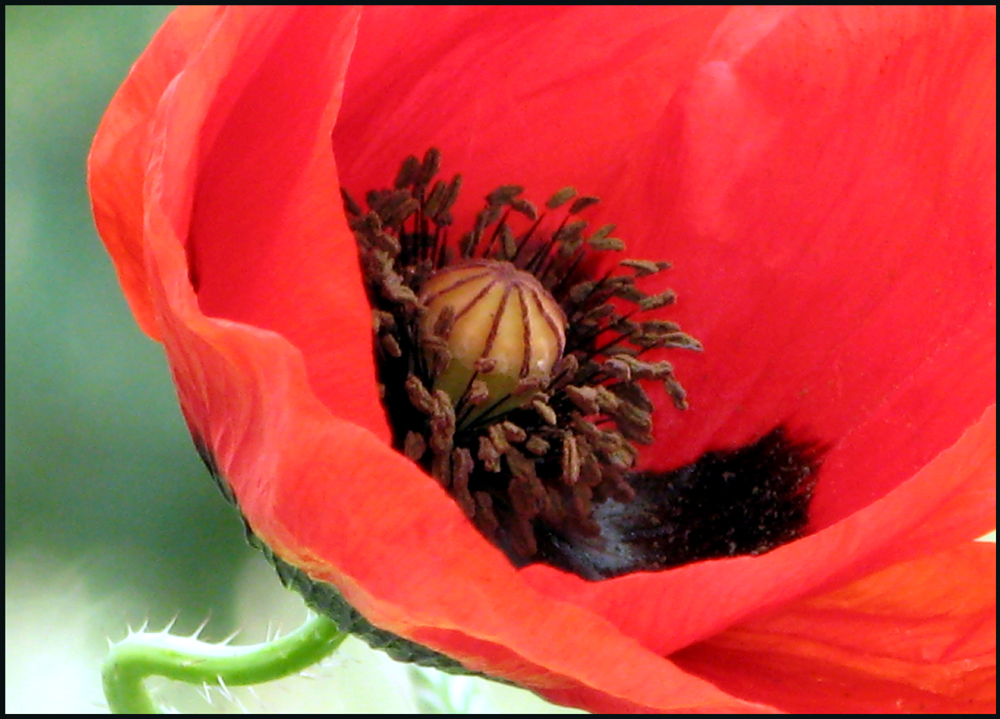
<box><xmin>345</xmin><ymin>149</ymin><xmax>818</xmax><ymax>579</ymax></box>
<box><xmin>419</xmin><ymin>259</ymin><xmax>566</xmax><ymax>427</ymax></box>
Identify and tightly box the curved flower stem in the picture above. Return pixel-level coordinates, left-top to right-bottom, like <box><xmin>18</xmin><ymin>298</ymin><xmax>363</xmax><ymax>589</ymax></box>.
<box><xmin>102</xmin><ymin>613</ymin><xmax>347</xmax><ymax>714</ymax></box>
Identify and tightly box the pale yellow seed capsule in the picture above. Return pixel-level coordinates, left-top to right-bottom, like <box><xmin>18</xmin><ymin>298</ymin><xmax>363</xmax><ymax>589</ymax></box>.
<box><xmin>419</xmin><ymin>260</ymin><xmax>566</xmax><ymax>422</ymax></box>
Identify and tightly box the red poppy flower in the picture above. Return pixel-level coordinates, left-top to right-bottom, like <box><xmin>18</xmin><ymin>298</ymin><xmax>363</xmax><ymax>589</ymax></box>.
<box><xmin>89</xmin><ymin>6</ymin><xmax>995</xmax><ymax>713</ymax></box>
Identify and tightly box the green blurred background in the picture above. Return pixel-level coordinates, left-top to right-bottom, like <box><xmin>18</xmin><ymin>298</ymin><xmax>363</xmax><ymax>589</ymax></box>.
<box><xmin>5</xmin><ymin>7</ymin><xmax>572</xmax><ymax>713</ymax></box>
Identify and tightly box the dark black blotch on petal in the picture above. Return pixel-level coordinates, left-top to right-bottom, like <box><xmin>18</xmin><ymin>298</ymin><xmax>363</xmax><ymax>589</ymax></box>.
<box><xmin>534</xmin><ymin>427</ymin><xmax>822</xmax><ymax>580</ymax></box>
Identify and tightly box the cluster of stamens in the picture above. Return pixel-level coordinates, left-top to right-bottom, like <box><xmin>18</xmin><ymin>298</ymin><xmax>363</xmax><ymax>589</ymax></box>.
<box><xmin>345</xmin><ymin>149</ymin><xmax>701</xmax><ymax>563</ymax></box>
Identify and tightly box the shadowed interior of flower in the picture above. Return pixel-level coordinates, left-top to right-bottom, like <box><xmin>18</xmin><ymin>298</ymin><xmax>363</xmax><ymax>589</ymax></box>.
<box><xmin>345</xmin><ymin>148</ymin><xmax>820</xmax><ymax>580</ymax></box>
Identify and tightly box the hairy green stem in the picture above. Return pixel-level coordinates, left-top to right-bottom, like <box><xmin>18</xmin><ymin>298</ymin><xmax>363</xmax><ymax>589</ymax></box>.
<box><xmin>102</xmin><ymin>613</ymin><xmax>347</xmax><ymax>714</ymax></box>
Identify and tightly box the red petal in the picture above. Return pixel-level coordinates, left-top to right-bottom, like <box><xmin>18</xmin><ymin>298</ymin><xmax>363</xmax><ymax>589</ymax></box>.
<box><xmin>180</xmin><ymin>8</ymin><xmax>391</xmax><ymax>437</ymax></box>
<box><xmin>89</xmin><ymin>6</ymin><xmax>223</xmax><ymax>338</ymax></box>
<box><xmin>672</xmin><ymin>542</ymin><xmax>996</xmax><ymax>713</ymax></box>
<box><xmin>614</xmin><ymin>6</ymin><xmax>996</xmax><ymax>531</ymax></box>
<box><xmin>334</xmin><ymin>6</ymin><xmax>732</xmax><ymax>222</ymax></box>
<box><xmin>164</xmin><ymin>6</ymin><xmax>390</xmax><ymax>441</ymax></box>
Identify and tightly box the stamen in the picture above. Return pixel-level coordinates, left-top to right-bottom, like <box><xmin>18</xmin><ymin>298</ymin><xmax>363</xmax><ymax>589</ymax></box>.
<box><xmin>545</xmin><ymin>186</ymin><xmax>577</xmax><ymax>210</ymax></box>
<box><xmin>346</xmin><ymin>149</ymin><xmax>817</xmax><ymax>580</ymax></box>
